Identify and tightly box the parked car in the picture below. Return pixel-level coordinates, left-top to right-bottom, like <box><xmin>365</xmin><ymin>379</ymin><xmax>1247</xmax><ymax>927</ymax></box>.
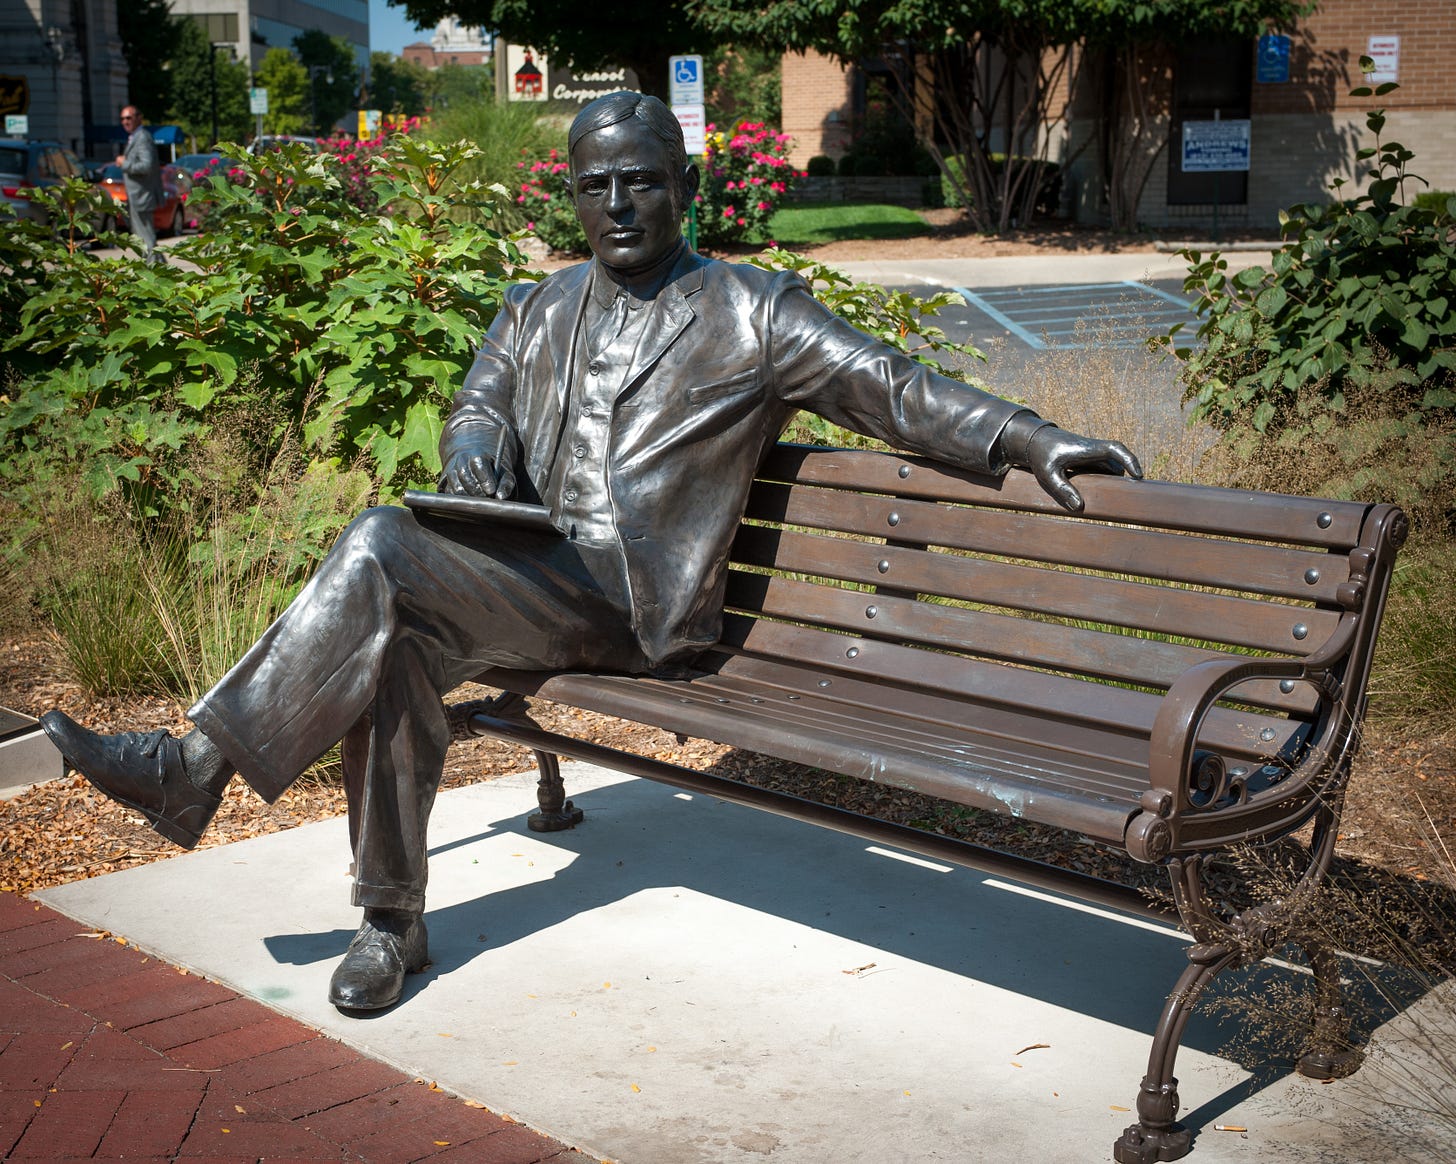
<box><xmin>91</xmin><ymin>162</ymin><xmax>189</xmax><ymax>237</ymax></box>
<box><xmin>0</xmin><ymin>138</ymin><xmax>88</xmax><ymax>224</ymax></box>
<box><xmin>249</xmin><ymin>135</ymin><xmax>319</xmax><ymax>154</ymax></box>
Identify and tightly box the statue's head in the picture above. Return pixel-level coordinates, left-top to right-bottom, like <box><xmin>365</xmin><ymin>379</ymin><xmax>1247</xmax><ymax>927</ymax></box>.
<box><xmin>566</xmin><ymin>91</ymin><xmax>700</xmax><ymax>274</ymax></box>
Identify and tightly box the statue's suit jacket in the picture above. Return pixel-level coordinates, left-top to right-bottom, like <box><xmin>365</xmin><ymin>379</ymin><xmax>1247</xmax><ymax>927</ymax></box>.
<box><xmin>442</xmin><ymin>248</ymin><xmax>1026</xmax><ymax>668</ymax></box>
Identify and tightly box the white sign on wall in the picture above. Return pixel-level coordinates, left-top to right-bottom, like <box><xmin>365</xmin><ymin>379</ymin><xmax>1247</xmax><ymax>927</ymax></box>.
<box><xmin>4</xmin><ymin>114</ymin><xmax>28</xmax><ymax>136</ymax></box>
<box><xmin>249</xmin><ymin>87</ymin><xmax>268</xmax><ymax>115</ymax></box>
<box><xmin>673</xmin><ymin>103</ymin><xmax>706</xmax><ymax>156</ymax></box>
<box><xmin>1367</xmin><ymin>35</ymin><xmax>1400</xmax><ymax>84</ymax></box>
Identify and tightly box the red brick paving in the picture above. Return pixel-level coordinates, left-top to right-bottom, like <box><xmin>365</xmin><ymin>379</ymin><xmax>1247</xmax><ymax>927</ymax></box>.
<box><xmin>0</xmin><ymin>890</ymin><xmax>590</xmax><ymax>1162</ymax></box>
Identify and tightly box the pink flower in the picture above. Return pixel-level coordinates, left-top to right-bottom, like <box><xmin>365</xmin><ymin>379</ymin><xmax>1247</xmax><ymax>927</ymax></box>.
<box><xmin>737</xmin><ymin>217</ymin><xmax>746</xmax><ymax>226</ymax></box>
<box><xmin>756</xmin><ymin>201</ymin><xmax>770</xmax><ymax>211</ymax></box>
<box><xmin>722</xmin><ymin>206</ymin><xmax>735</xmax><ymax>218</ymax></box>
<box><xmin>526</xmin><ymin>221</ymin><xmax>535</xmax><ymax>230</ymax></box>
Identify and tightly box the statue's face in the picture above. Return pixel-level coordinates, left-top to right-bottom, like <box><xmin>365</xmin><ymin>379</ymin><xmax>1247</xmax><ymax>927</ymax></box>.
<box><xmin>569</xmin><ymin>119</ymin><xmax>693</xmax><ymax>274</ymax></box>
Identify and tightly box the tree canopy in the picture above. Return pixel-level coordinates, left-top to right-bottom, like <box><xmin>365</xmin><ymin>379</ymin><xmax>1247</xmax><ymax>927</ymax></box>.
<box><xmin>166</xmin><ymin>17</ymin><xmax>251</xmax><ymax>148</ymax></box>
<box><xmin>293</xmin><ymin>30</ymin><xmax>362</xmax><ymax>135</ymax></box>
<box><xmin>255</xmin><ymin>48</ymin><xmax>310</xmax><ymax>136</ymax></box>
<box><xmin>117</xmin><ymin>0</ymin><xmax>181</xmax><ymax>123</ymax></box>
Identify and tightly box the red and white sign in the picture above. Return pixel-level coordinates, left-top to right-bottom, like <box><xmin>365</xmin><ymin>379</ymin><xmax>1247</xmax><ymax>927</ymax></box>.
<box><xmin>673</xmin><ymin>103</ymin><xmax>706</xmax><ymax>156</ymax></box>
<box><xmin>1367</xmin><ymin>35</ymin><xmax>1400</xmax><ymax>84</ymax></box>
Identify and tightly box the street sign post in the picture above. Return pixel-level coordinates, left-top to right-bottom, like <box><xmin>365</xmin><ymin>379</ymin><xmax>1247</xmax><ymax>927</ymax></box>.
<box><xmin>249</xmin><ymin>87</ymin><xmax>268</xmax><ymax>141</ymax></box>
<box><xmin>4</xmin><ymin>114</ymin><xmax>28</xmax><ymax>136</ymax></box>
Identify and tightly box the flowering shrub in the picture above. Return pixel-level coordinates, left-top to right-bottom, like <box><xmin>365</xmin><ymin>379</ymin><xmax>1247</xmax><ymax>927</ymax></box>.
<box><xmin>184</xmin><ymin>119</ymin><xmax>425</xmax><ymax>230</ymax></box>
<box><xmin>320</xmin><ymin>117</ymin><xmax>422</xmax><ymax>212</ymax></box>
<box><xmin>514</xmin><ymin>148</ymin><xmax>588</xmax><ymax>254</ymax></box>
<box><xmin>696</xmin><ymin>121</ymin><xmax>800</xmax><ymax>246</ymax></box>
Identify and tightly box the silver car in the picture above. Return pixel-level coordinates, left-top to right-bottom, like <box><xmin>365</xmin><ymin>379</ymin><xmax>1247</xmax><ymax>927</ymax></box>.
<box><xmin>0</xmin><ymin>138</ymin><xmax>88</xmax><ymax>224</ymax></box>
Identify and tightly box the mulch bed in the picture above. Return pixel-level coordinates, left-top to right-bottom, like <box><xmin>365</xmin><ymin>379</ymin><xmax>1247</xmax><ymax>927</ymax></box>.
<box><xmin>4</xmin><ymin>628</ymin><xmax>1452</xmax><ymax>942</ymax></box>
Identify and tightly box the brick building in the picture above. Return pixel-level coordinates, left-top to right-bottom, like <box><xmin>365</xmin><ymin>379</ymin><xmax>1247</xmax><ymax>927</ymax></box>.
<box><xmin>781</xmin><ymin>0</ymin><xmax>1456</xmax><ymax>231</ymax></box>
<box><xmin>401</xmin><ymin>18</ymin><xmax>492</xmax><ymax>70</ymax></box>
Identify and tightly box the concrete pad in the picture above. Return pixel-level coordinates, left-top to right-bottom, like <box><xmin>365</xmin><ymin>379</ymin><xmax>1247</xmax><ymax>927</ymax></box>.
<box><xmin>38</xmin><ymin>765</ymin><xmax>1454</xmax><ymax>1164</ymax></box>
<box><xmin>0</xmin><ymin>707</ymin><xmax>63</xmax><ymax>799</ymax></box>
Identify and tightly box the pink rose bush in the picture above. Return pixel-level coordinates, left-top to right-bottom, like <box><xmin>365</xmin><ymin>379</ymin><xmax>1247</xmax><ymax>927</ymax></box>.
<box><xmin>695</xmin><ymin>121</ymin><xmax>801</xmax><ymax>246</ymax></box>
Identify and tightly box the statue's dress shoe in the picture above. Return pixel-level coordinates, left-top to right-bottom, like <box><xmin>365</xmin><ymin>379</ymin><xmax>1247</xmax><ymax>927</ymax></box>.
<box><xmin>328</xmin><ymin>913</ymin><xmax>429</xmax><ymax>1012</ymax></box>
<box><xmin>40</xmin><ymin>711</ymin><xmax>220</xmax><ymax>849</ymax></box>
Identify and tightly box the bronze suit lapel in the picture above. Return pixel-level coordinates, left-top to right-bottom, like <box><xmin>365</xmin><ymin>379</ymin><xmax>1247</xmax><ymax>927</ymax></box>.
<box><xmin>615</xmin><ymin>253</ymin><xmax>707</xmax><ymax>400</ymax></box>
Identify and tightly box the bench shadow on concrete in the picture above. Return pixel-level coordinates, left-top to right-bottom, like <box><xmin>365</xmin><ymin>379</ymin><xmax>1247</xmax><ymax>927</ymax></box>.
<box><xmin>260</xmin><ymin>774</ymin><xmax>1425</xmax><ymax>1132</ymax></box>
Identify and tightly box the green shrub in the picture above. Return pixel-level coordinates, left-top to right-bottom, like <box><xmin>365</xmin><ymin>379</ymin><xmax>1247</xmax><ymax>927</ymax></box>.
<box><xmin>1412</xmin><ymin>189</ymin><xmax>1455</xmax><ymax>214</ymax></box>
<box><xmin>1</xmin><ymin>136</ymin><xmax>533</xmax><ymax>507</ymax></box>
<box><xmin>1165</xmin><ymin>64</ymin><xmax>1455</xmax><ymax>445</ymax></box>
<box><xmin>806</xmin><ymin>154</ymin><xmax>836</xmax><ymax>177</ymax></box>
<box><xmin>696</xmin><ymin>120</ymin><xmax>801</xmax><ymax>247</ymax></box>
<box><xmin>940</xmin><ymin>153</ymin><xmax>1061</xmax><ymax>216</ymax></box>
<box><xmin>422</xmin><ymin>98</ymin><xmax>566</xmax><ymax>233</ymax></box>
<box><xmin>513</xmin><ymin>148</ymin><xmax>589</xmax><ymax>255</ymax></box>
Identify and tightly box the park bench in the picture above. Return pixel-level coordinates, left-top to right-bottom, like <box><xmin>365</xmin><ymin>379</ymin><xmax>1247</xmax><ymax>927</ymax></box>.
<box><xmin>465</xmin><ymin>441</ymin><xmax>1408</xmax><ymax>1162</ymax></box>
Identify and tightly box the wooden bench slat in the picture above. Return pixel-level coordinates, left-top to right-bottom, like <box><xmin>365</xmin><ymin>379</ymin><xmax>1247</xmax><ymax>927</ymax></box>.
<box><xmin>757</xmin><ymin>444</ymin><xmax>1372</xmax><ymax>549</ymax></box>
<box><xmin>731</xmin><ymin>525</ymin><xmax>1341</xmax><ymax>656</ymax></box>
<box><xmin>744</xmin><ymin>480</ymin><xmax>1355</xmax><ymax>605</ymax></box>
<box><xmin>506</xmin><ymin>668</ymin><xmax>1145</xmax><ymax>843</ymax></box>
<box><xmin>724</xmin><ymin>570</ymin><xmax>1313</xmax><ymax>695</ymax></box>
<box><xmin>715</xmin><ymin>615</ymin><xmax>1313</xmax><ymax>748</ymax></box>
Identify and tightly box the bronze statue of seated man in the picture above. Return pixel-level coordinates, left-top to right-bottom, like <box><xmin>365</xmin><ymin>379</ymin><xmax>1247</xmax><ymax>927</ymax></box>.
<box><xmin>43</xmin><ymin>91</ymin><xmax>1141</xmax><ymax>1013</ymax></box>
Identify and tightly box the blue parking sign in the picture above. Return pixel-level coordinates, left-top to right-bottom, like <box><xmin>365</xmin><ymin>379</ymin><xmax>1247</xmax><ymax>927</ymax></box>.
<box><xmin>669</xmin><ymin>55</ymin><xmax>704</xmax><ymax>106</ymax></box>
<box><xmin>1257</xmin><ymin>34</ymin><xmax>1290</xmax><ymax>84</ymax></box>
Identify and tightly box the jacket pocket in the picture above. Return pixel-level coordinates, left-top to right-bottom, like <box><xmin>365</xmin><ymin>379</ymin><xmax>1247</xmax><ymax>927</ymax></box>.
<box><xmin>687</xmin><ymin>369</ymin><xmax>759</xmax><ymax>404</ymax></box>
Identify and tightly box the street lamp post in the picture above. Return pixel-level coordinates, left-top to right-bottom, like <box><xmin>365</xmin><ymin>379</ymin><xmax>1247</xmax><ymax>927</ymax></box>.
<box><xmin>208</xmin><ymin>43</ymin><xmax>230</xmax><ymax>147</ymax></box>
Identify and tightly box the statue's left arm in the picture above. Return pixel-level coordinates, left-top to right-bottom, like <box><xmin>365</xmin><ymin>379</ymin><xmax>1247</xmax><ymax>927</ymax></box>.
<box><xmin>766</xmin><ymin>273</ymin><xmax>1141</xmax><ymax>510</ymax></box>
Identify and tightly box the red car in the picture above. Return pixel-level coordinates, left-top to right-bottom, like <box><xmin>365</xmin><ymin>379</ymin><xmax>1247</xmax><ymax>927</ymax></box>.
<box><xmin>92</xmin><ymin>162</ymin><xmax>188</xmax><ymax>237</ymax></box>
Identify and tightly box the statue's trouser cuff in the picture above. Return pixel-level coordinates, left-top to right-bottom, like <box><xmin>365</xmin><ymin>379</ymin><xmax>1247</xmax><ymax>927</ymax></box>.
<box><xmin>187</xmin><ymin>506</ymin><xmax>642</xmax><ymax>908</ymax></box>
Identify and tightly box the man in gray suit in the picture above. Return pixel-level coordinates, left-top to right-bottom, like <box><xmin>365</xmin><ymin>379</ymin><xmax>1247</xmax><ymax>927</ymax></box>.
<box><xmin>117</xmin><ymin>105</ymin><xmax>163</xmax><ymax>262</ymax></box>
<box><xmin>44</xmin><ymin>92</ymin><xmax>1141</xmax><ymax>1012</ymax></box>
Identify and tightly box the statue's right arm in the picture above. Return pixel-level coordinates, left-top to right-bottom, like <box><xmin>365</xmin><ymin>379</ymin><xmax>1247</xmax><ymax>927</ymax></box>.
<box><xmin>437</xmin><ymin>286</ymin><xmax>529</xmax><ymax>498</ymax></box>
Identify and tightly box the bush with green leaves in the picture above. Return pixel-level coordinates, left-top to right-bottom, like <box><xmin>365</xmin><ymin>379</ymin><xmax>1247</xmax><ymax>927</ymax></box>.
<box><xmin>1</xmin><ymin>135</ymin><xmax>533</xmax><ymax>518</ymax></box>
<box><xmin>1164</xmin><ymin>63</ymin><xmax>1455</xmax><ymax>442</ymax></box>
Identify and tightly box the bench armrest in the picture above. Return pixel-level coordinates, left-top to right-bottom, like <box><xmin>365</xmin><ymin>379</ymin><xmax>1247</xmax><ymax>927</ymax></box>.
<box><xmin>1127</xmin><ymin>617</ymin><xmax>1358</xmax><ymax>862</ymax></box>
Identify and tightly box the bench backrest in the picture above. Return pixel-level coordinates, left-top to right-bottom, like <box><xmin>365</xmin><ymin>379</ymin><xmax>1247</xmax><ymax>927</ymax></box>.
<box><xmin>725</xmin><ymin>444</ymin><xmax>1407</xmax><ymax>793</ymax></box>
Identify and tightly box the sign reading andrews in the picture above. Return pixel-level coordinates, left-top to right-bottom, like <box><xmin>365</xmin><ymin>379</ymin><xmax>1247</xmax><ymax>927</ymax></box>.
<box><xmin>1181</xmin><ymin>119</ymin><xmax>1251</xmax><ymax>173</ymax></box>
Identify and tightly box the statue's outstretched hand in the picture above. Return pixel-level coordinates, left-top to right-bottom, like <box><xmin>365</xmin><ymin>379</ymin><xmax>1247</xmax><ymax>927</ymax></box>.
<box><xmin>1000</xmin><ymin>413</ymin><xmax>1142</xmax><ymax>512</ymax></box>
<box><xmin>439</xmin><ymin>428</ymin><xmax>517</xmax><ymax>498</ymax></box>
<box><xmin>1025</xmin><ymin>426</ymin><xmax>1142</xmax><ymax>512</ymax></box>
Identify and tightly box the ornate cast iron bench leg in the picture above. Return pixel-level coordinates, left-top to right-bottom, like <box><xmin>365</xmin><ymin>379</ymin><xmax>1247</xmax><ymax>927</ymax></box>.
<box><xmin>473</xmin><ymin>692</ymin><xmax>584</xmax><ymax>833</ymax></box>
<box><xmin>1115</xmin><ymin>799</ymin><xmax>1367</xmax><ymax>1162</ymax></box>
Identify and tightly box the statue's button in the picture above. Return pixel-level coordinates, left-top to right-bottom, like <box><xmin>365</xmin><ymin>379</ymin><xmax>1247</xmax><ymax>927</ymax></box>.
<box><xmin>573</xmin><ymin>445</ymin><xmax>586</xmax><ymax>458</ymax></box>
<box><xmin>588</xmin><ymin>361</ymin><xmax>602</xmax><ymax>375</ymax></box>
<box><xmin>564</xmin><ymin>489</ymin><xmax>579</xmax><ymax>502</ymax></box>
<box><xmin>581</xmin><ymin>405</ymin><xmax>593</xmax><ymax>416</ymax></box>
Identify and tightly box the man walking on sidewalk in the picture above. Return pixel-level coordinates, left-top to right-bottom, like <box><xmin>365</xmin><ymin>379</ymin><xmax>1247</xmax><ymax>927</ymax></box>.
<box><xmin>117</xmin><ymin>105</ymin><xmax>163</xmax><ymax>262</ymax></box>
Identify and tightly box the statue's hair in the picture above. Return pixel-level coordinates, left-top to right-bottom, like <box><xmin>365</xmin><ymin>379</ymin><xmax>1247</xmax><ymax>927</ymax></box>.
<box><xmin>568</xmin><ymin>91</ymin><xmax>688</xmax><ymax>176</ymax></box>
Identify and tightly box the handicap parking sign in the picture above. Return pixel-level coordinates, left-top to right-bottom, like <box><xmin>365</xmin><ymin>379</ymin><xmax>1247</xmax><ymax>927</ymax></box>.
<box><xmin>669</xmin><ymin>55</ymin><xmax>704</xmax><ymax>106</ymax></box>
